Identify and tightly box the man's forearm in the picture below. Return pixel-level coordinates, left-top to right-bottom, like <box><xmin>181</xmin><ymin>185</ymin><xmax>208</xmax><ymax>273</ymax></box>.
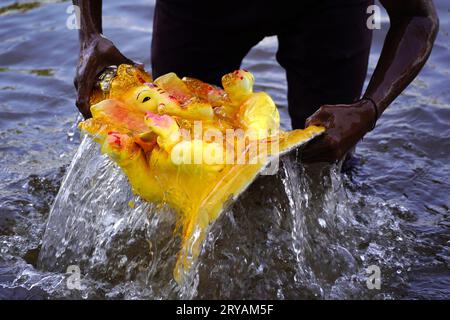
<box><xmin>364</xmin><ymin>0</ymin><xmax>439</xmax><ymax>115</ymax></box>
<box><xmin>73</xmin><ymin>0</ymin><xmax>103</xmax><ymax>43</ymax></box>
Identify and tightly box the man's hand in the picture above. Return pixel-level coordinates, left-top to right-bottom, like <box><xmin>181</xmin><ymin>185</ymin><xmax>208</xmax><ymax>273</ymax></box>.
<box><xmin>302</xmin><ymin>100</ymin><xmax>377</xmax><ymax>163</ymax></box>
<box><xmin>302</xmin><ymin>0</ymin><xmax>438</xmax><ymax>163</ymax></box>
<box><xmin>74</xmin><ymin>35</ymin><xmax>140</xmax><ymax>118</ymax></box>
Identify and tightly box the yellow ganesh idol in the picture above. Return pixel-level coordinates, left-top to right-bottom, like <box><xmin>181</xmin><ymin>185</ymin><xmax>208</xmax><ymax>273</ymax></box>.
<box><xmin>79</xmin><ymin>64</ymin><xmax>324</xmax><ymax>283</ymax></box>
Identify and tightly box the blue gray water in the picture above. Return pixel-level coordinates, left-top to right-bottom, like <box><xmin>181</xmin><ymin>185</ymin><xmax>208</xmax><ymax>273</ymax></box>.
<box><xmin>0</xmin><ymin>0</ymin><xmax>449</xmax><ymax>299</ymax></box>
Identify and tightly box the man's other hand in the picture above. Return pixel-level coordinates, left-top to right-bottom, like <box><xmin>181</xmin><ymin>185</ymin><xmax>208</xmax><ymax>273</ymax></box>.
<box><xmin>302</xmin><ymin>100</ymin><xmax>377</xmax><ymax>163</ymax></box>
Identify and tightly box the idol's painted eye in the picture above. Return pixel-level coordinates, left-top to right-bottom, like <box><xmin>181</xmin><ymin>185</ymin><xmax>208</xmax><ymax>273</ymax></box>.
<box><xmin>142</xmin><ymin>96</ymin><xmax>151</xmax><ymax>103</ymax></box>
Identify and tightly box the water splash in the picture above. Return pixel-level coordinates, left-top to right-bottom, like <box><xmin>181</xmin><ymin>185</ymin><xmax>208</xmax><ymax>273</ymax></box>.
<box><xmin>31</xmin><ymin>136</ymin><xmax>413</xmax><ymax>299</ymax></box>
<box><xmin>38</xmin><ymin>136</ymin><xmax>190</xmax><ymax>299</ymax></box>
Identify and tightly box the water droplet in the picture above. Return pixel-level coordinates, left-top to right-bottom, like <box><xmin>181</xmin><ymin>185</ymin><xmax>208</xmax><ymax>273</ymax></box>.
<box><xmin>318</xmin><ymin>218</ymin><xmax>327</xmax><ymax>228</ymax></box>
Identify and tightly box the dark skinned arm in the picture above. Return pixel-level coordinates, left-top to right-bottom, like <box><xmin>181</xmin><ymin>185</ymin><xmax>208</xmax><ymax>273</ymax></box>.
<box><xmin>73</xmin><ymin>0</ymin><xmax>140</xmax><ymax>118</ymax></box>
<box><xmin>302</xmin><ymin>0</ymin><xmax>439</xmax><ymax>163</ymax></box>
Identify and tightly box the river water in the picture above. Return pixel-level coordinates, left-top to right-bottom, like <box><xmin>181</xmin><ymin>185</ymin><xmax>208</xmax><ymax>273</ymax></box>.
<box><xmin>0</xmin><ymin>0</ymin><xmax>449</xmax><ymax>299</ymax></box>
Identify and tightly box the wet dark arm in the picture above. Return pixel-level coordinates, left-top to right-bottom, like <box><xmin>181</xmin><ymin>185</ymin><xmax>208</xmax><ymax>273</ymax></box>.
<box><xmin>72</xmin><ymin>0</ymin><xmax>138</xmax><ymax>118</ymax></box>
<box><xmin>73</xmin><ymin>0</ymin><xmax>103</xmax><ymax>44</ymax></box>
<box><xmin>303</xmin><ymin>0</ymin><xmax>439</xmax><ymax>163</ymax></box>
<box><xmin>365</xmin><ymin>0</ymin><xmax>439</xmax><ymax>115</ymax></box>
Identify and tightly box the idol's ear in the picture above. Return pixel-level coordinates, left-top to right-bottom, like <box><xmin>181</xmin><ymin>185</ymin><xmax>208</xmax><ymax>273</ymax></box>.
<box><xmin>85</xmin><ymin>99</ymin><xmax>149</xmax><ymax>135</ymax></box>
